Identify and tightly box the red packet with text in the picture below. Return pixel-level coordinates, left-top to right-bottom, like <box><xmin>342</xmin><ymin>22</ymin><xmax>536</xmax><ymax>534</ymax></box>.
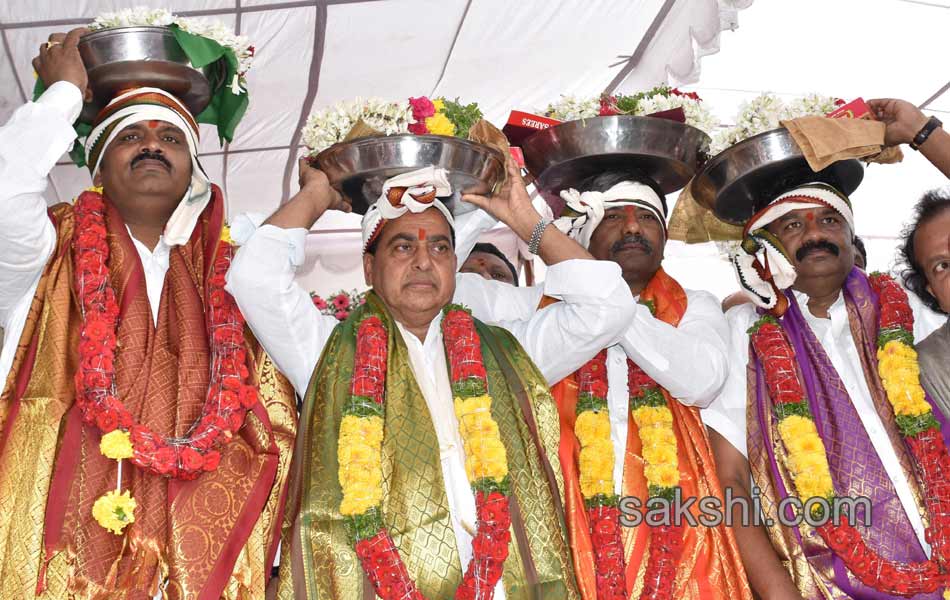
<box><xmin>502</xmin><ymin>111</ymin><xmax>562</xmax><ymax>146</ymax></box>
<box><xmin>826</xmin><ymin>98</ymin><xmax>873</xmax><ymax>120</ymax></box>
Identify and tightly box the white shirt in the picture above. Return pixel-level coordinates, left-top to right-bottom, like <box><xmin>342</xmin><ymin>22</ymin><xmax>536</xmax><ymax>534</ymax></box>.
<box><xmin>0</xmin><ymin>83</ymin><xmax>188</xmax><ymax>392</ymax></box>
<box><xmin>702</xmin><ymin>288</ymin><xmax>946</xmax><ymax>552</ymax></box>
<box><xmin>604</xmin><ymin>290</ymin><xmax>729</xmax><ymax>492</ymax></box>
<box><xmin>395</xmin><ymin>313</ymin><xmax>505</xmax><ymax>598</ymax></box>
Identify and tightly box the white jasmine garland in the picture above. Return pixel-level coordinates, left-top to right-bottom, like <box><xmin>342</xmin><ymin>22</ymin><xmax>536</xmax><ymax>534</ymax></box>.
<box><xmin>543</xmin><ymin>90</ymin><xmax>716</xmax><ymax>137</ymax></box>
<box><xmin>544</xmin><ymin>95</ymin><xmax>600</xmax><ymax>121</ymax></box>
<box><xmin>301</xmin><ymin>98</ymin><xmax>414</xmax><ymax>156</ymax></box>
<box><xmin>635</xmin><ymin>93</ymin><xmax>717</xmax><ymax>138</ymax></box>
<box><xmin>711</xmin><ymin>92</ymin><xmax>842</xmax><ymax>155</ymax></box>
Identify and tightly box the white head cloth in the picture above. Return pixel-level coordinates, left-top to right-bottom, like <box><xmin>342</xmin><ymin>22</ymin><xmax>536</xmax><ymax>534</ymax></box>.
<box><xmin>84</xmin><ymin>87</ymin><xmax>211</xmax><ymax>246</ymax></box>
<box><xmin>731</xmin><ymin>182</ymin><xmax>855</xmax><ymax>310</ymax></box>
<box><xmin>553</xmin><ymin>181</ymin><xmax>666</xmax><ymax>249</ymax></box>
<box><xmin>361</xmin><ymin>166</ymin><xmax>455</xmax><ymax>253</ymax></box>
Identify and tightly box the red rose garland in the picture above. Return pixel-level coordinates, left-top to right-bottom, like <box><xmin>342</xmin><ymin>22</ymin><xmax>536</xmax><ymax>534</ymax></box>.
<box><xmin>750</xmin><ymin>273</ymin><xmax>950</xmax><ymax>595</ymax></box>
<box><xmin>72</xmin><ymin>189</ymin><xmax>258</xmax><ymax>480</ymax></box>
<box><xmin>344</xmin><ymin>308</ymin><xmax>511</xmax><ymax>600</ymax></box>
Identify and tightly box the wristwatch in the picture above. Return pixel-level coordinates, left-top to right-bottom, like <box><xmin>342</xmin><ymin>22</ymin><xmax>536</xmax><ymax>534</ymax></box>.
<box><xmin>911</xmin><ymin>116</ymin><xmax>942</xmax><ymax>151</ymax></box>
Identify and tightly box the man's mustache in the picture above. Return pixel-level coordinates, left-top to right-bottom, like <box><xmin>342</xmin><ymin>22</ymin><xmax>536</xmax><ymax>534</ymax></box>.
<box><xmin>131</xmin><ymin>150</ymin><xmax>171</xmax><ymax>170</ymax></box>
<box><xmin>611</xmin><ymin>234</ymin><xmax>653</xmax><ymax>255</ymax></box>
<box><xmin>795</xmin><ymin>240</ymin><xmax>840</xmax><ymax>261</ymax></box>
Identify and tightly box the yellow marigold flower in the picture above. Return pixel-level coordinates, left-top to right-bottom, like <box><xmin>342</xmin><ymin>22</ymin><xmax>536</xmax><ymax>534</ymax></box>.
<box><xmin>338</xmin><ymin>415</ymin><xmax>384</xmax><ymax>515</ymax></box>
<box><xmin>455</xmin><ymin>395</ymin><xmax>492</xmax><ymax>419</ymax></box>
<box><xmin>645</xmin><ymin>464</ymin><xmax>680</xmax><ymax>488</ymax></box>
<box><xmin>794</xmin><ymin>470</ymin><xmax>834</xmax><ymax>500</ymax></box>
<box><xmin>639</xmin><ymin>425</ymin><xmax>676</xmax><ymax>449</ymax></box>
<box><xmin>632</xmin><ymin>406</ymin><xmax>673</xmax><ymax>428</ymax></box>
<box><xmin>425</xmin><ymin>113</ymin><xmax>456</xmax><ymax>137</ymax></box>
<box><xmin>87</xmin><ymin>185</ymin><xmax>104</xmax><ymax>194</ymax></box>
<box><xmin>221</xmin><ymin>224</ymin><xmax>233</xmax><ymax>244</ymax></box>
<box><xmin>785</xmin><ymin>431</ymin><xmax>823</xmax><ymax>456</ymax></box>
<box><xmin>580</xmin><ymin>476</ymin><xmax>614</xmax><ymax>498</ymax></box>
<box><xmin>92</xmin><ymin>490</ymin><xmax>137</xmax><ymax>535</ymax></box>
<box><xmin>877</xmin><ymin>343</ymin><xmax>930</xmax><ymax>416</ymax></box>
<box><xmin>777</xmin><ymin>415</ymin><xmax>816</xmax><ymax>443</ymax></box>
<box><xmin>455</xmin><ymin>395</ymin><xmax>508</xmax><ymax>483</ymax></box>
<box><xmin>579</xmin><ymin>442</ymin><xmax>614</xmax><ymax>498</ymax></box>
<box><xmin>433</xmin><ymin>98</ymin><xmax>446</xmax><ymax>112</ymax></box>
<box><xmin>100</xmin><ymin>430</ymin><xmax>134</xmax><ymax>461</ymax></box>
<box><xmin>340</xmin><ymin>481</ymin><xmax>382</xmax><ymax>516</ymax></box>
<box><xmin>340</xmin><ymin>415</ymin><xmax>384</xmax><ymax>447</ymax></box>
<box><xmin>789</xmin><ymin>451</ymin><xmax>827</xmax><ymax>478</ymax></box>
<box><xmin>642</xmin><ymin>442</ymin><xmax>678</xmax><ymax>468</ymax></box>
<box><xmin>466</xmin><ymin>438</ymin><xmax>508</xmax><ymax>482</ymax></box>
<box><xmin>575</xmin><ymin>410</ymin><xmax>611</xmax><ymax>446</ymax></box>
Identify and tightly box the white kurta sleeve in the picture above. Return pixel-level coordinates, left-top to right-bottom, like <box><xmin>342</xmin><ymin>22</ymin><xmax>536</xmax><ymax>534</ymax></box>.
<box><xmin>225</xmin><ymin>219</ymin><xmax>340</xmax><ymax>398</ymax></box>
<box><xmin>452</xmin><ymin>208</ymin><xmax>498</xmax><ymax>265</ymax></box>
<box><xmin>701</xmin><ymin>303</ymin><xmax>758</xmax><ymax>457</ymax></box>
<box><xmin>456</xmin><ymin>259</ymin><xmax>635</xmax><ymax>385</ymax></box>
<box><xmin>0</xmin><ymin>81</ymin><xmax>81</xmax><ymax>322</ymax></box>
<box><xmin>620</xmin><ymin>289</ymin><xmax>730</xmax><ymax>408</ymax></box>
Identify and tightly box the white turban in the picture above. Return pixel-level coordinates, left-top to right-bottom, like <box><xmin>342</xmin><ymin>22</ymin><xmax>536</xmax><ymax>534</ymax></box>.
<box><xmin>361</xmin><ymin>166</ymin><xmax>455</xmax><ymax>253</ymax></box>
<box><xmin>553</xmin><ymin>181</ymin><xmax>666</xmax><ymax>249</ymax></box>
<box><xmin>84</xmin><ymin>87</ymin><xmax>211</xmax><ymax>246</ymax></box>
<box><xmin>732</xmin><ymin>182</ymin><xmax>855</xmax><ymax>310</ymax></box>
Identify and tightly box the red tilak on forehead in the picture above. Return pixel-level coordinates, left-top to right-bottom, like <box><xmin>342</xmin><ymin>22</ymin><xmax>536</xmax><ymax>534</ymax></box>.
<box><xmin>623</xmin><ymin>206</ymin><xmax>636</xmax><ymax>219</ymax></box>
<box><xmin>147</xmin><ymin>120</ymin><xmax>161</xmax><ymax>129</ymax></box>
<box><xmin>805</xmin><ymin>211</ymin><xmax>816</xmax><ymax>222</ymax></box>
<box><xmin>418</xmin><ymin>228</ymin><xmax>427</xmax><ymax>241</ymax></box>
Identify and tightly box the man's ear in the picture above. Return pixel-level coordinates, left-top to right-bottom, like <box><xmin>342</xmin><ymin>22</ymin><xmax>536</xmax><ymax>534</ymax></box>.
<box><xmin>363</xmin><ymin>252</ymin><xmax>374</xmax><ymax>287</ymax></box>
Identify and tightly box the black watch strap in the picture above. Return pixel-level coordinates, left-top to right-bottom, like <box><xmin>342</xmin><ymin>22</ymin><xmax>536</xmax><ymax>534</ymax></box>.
<box><xmin>911</xmin><ymin>116</ymin><xmax>942</xmax><ymax>151</ymax></box>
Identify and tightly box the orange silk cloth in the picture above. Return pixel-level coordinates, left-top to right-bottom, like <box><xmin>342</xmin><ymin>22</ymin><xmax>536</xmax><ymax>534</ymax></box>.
<box><xmin>545</xmin><ymin>268</ymin><xmax>750</xmax><ymax>600</ymax></box>
<box><xmin>0</xmin><ymin>188</ymin><xmax>297</xmax><ymax>600</ymax></box>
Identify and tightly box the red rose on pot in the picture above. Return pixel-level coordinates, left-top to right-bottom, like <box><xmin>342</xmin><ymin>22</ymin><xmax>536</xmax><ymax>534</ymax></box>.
<box><xmin>409</xmin><ymin>96</ymin><xmax>436</xmax><ymax>120</ymax></box>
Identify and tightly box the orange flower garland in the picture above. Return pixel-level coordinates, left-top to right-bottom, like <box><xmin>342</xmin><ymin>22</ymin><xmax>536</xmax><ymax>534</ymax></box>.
<box><xmin>72</xmin><ymin>188</ymin><xmax>259</xmax><ymax>531</ymax></box>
